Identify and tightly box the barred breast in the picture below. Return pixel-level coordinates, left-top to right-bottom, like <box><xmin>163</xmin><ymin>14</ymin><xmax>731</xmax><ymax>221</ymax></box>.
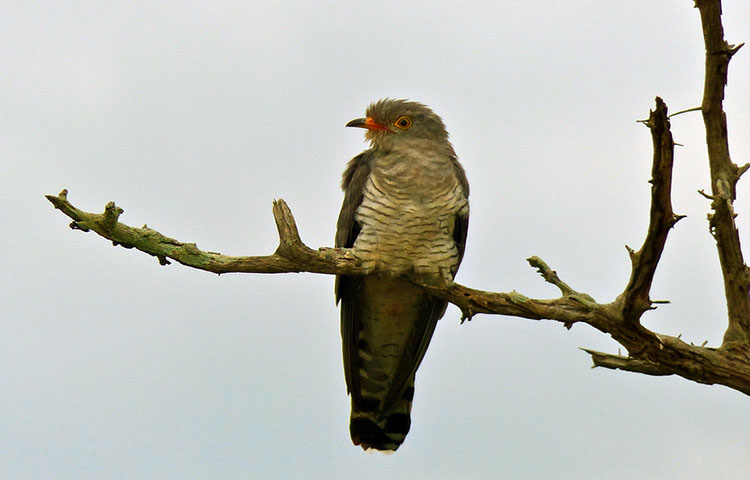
<box><xmin>353</xmin><ymin>148</ymin><xmax>469</xmax><ymax>280</ymax></box>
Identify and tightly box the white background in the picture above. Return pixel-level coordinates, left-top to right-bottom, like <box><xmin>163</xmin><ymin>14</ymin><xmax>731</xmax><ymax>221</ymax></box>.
<box><xmin>3</xmin><ymin>1</ymin><xmax>750</xmax><ymax>478</ymax></box>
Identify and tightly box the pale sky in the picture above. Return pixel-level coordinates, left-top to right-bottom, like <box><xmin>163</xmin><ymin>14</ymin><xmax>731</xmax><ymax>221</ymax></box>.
<box><xmin>3</xmin><ymin>1</ymin><xmax>750</xmax><ymax>478</ymax></box>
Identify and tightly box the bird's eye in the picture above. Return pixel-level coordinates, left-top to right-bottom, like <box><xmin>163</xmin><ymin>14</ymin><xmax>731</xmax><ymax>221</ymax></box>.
<box><xmin>394</xmin><ymin>116</ymin><xmax>413</xmax><ymax>130</ymax></box>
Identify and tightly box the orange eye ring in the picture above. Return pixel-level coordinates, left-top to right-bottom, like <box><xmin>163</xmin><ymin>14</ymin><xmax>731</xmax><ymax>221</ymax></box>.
<box><xmin>394</xmin><ymin>116</ymin><xmax>413</xmax><ymax>130</ymax></box>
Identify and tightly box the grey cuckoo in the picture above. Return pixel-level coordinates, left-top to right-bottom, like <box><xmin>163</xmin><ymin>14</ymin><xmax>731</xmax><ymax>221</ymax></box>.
<box><xmin>335</xmin><ymin>99</ymin><xmax>470</xmax><ymax>451</ymax></box>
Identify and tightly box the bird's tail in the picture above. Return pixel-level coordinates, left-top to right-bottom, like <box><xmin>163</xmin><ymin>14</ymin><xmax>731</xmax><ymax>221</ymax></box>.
<box><xmin>349</xmin><ymin>378</ymin><xmax>415</xmax><ymax>451</ymax></box>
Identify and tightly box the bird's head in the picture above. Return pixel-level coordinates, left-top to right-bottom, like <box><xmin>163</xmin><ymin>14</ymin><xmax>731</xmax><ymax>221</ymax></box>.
<box><xmin>346</xmin><ymin>98</ymin><xmax>450</xmax><ymax>149</ymax></box>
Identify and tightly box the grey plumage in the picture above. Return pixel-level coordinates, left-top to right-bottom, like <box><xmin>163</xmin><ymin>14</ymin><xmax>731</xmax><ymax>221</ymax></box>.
<box><xmin>336</xmin><ymin>99</ymin><xmax>469</xmax><ymax>451</ymax></box>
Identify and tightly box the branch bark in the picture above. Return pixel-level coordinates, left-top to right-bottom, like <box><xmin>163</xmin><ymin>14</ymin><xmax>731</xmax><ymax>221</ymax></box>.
<box><xmin>622</xmin><ymin>98</ymin><xmax>684</xmax><ymax>325</ymax></box>
<box><xmin>44</xmin><ymin>189</ymin><xmax>596</xmax><ymax>325</ymax></box>
<box><xmin>695</xmin><ymin>0</ymin><xmax>750</xmax><ymax>349</ymax></box>
<box><xmin>45</xmin><ymin>190</ymin><xmax>365</xmax><ymax>275</ymax></box>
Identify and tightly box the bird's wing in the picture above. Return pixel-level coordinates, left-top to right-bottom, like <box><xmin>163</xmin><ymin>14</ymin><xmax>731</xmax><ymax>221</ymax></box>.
<box><xmin>335</xmin><ymin>151</ymin><xmax>372</xmax><ymax>396</ymax></box>
<box><xmin>380</xmin><ymin>292</ymin><xmax>444</xmax><ymax>411</ymax></box>
<box><xmin>452</xmin><ymin>154</ymin><xmax>470</xmax><ymax>268</ymax></box>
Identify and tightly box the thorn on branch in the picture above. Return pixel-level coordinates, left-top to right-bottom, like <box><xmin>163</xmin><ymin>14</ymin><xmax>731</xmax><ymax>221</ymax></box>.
<box><xmin>698</xmin><ymin>189</ymin><xmax>715</xmax><ymax>201</ymax></box>
<box><xmin>459</xmin><ymin>308</ymin><xmax>475</xmax><ymax>324</ymax></box>
<box><xmin>668</xmin><ymin>106</ymin><xmax>702</xmax><ymax>118</ymax></box>
<box><xmin>737</xmin><ymin>163</ymin><xmax>750</xmax><ymax>181</ymax></box>
<box><xmin>728</xmin><ymin>42</ymin><xmax>745</xmax><ymax>58</ymax></box>
<box><xmin>673</xmin><ymin>214</ymin><xmax>687</xmax><ymax>225</ymax></box>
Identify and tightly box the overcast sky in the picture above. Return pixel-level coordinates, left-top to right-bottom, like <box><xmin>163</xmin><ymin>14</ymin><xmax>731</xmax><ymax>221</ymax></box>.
<box><xmin>3</xmin><ymin>1</ymin><xmax>750</xmax><ymax>478</ymax></box>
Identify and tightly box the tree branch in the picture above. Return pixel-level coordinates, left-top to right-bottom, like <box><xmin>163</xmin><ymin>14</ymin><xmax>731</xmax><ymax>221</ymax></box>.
<box><xmin>44</xmin><ymin>189</ymin><xmax>595</xmax><ymax>326</ymax></box>
<box><xmin>45</xmin><ymin>1</ymin><xmax>750</xmax><ymax>399</ymax></box>
<box><xmin>695</xmin><ymin>0</ymin><xmax>750</xmax><ymax>349</ymax></box>
<box><xmin>45</xmin><ymin>133</ymin><xmax>750</xmax><ymax>398</ymax></box>
<box><xmin>621</xmin><ymin>97</ymin><xmax>684</xmax><ymax>325</ymax></box>
<box><xmin>45</xmin><ymin>189</ymin><xmax>364</xmax><ymax>275</ymax></box>
<box><xmin>581</xmin><ymin>348</ymin><xmax>674</xmax><ymax>377</ymax></box>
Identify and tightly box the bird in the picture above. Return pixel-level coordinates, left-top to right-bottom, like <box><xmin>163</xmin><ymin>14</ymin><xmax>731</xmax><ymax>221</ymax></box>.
<box><xmin>335</xmin><ymin>99</ymin><xmax>469</xmax><ymax>451</ymax></box>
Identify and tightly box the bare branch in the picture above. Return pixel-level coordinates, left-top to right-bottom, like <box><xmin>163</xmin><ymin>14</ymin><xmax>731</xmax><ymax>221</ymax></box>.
<box><xmin>46</xmin><ymin>181</ymin><xmax>750</xmax><ymax>396</ymax></box>
<box><xmin>695</xmin><ymin>0</ymin><xmax>750</xmax><ymax>348</ymax></box>
<box><xmin>620</xmin><ymin>97</ymin><xmax>684</xmax><ymax>325</ymax></box>
<box><xmin>45</xmin><ymin>189</ymin><xmax>595</xmax><ymax>325</ymax></box>
<box><xmin>668</xmin><ymin>106</ymin><xmax>702</xmax><ymax>118</ymax></box>
<box><xmin>43</xmin><ymin>1</ymin><xmax>750</xmax><ymax>400</ymax></box>
<box><xmin>45</xmin><ymin>189</ymin><xmax>364</xmax><ymax>275</ymax></box>
<box><xmin>581</xmin><ymin>348</ymin><xmax>674</xmax><ymax>377</ymax></box>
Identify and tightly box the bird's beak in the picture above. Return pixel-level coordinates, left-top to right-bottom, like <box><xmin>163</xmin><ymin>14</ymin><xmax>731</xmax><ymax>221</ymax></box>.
<box><xmin>346</xmin><ymin>117</ymin><xmax>388</xmax><ymax>131</ymax></box>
